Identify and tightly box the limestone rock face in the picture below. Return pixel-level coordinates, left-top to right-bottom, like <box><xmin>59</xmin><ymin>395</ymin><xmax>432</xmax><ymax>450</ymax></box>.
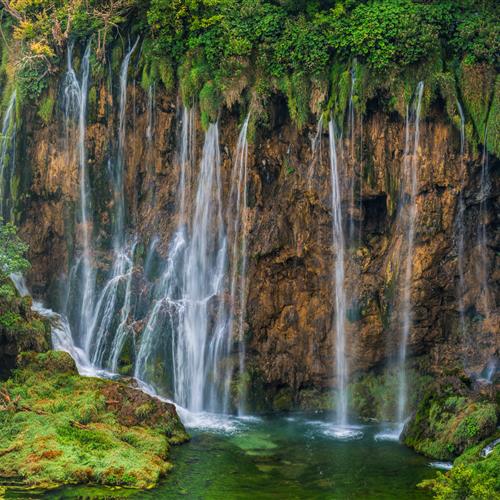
<box><xmin>16</xmin><ymin>84</ymin><xmax>499</xmax><ymax>409</ymax></box>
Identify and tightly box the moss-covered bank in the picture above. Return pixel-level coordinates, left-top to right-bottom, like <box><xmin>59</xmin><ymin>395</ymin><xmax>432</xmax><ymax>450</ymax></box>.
<box><xmin>401</xmin><ymin>375</ymin><xmax>500</xmax><ymax>498</ymax></box>
<box><xmin>419</xmin><ymin>434</ymin><xmax>500</xmax><ymax>499</ymax></box>
<box><xmin>0</xmin><ymin>351</ymin><xmax>188</xmax><ymax>491</ymax></box>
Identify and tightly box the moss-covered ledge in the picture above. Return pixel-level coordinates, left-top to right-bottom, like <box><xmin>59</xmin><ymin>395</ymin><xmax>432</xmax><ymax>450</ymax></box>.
<box><xmin>402</xmin><ymin>376</ymin><xmax>498</xmax><ymax>461</ymax></box>
<box><xmin>0</xmin><ymin>351</ymin><xmax>188</xmax><ymax>491</ymax></box>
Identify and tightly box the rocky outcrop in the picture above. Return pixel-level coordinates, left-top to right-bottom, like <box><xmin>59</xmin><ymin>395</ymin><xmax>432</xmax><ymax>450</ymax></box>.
<box><xmin>15</xmin><ymin>78</ymin><xmax>499</xmax><ymax>412</ymax></box>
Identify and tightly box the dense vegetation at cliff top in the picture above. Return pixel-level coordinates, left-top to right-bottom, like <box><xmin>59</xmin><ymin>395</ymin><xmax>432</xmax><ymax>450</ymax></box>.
<box><xmin>0</xmin><ymin>0</ymin><xmax>498</xmax><ymax>150</ymax></box>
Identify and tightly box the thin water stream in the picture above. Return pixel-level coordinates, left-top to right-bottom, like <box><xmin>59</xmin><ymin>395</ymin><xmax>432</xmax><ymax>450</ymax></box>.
<box><xmin>396</xmin><ymin>82</ymin><xmax>424</xmax><ymax>425</ymax></box>
<box><xmin>328</xmin><ymin>119</ymin><xmax>348</xmax><ymax>429</ymax></box>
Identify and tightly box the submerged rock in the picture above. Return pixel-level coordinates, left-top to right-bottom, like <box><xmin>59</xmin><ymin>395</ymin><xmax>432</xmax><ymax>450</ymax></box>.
<box><xmin>0</xmin><ymin>351</ymin><xmax>188</xmax><ymax>490</ymax></box>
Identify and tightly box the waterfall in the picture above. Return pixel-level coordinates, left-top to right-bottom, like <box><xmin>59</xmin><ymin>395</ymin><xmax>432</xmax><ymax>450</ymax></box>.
<box><xmin>10</xmin><ymin>273</ymin><xmax>93</xmax><ymax>375</ymax></box>
<box><xmin>177</xmin><ymin>123</ymin><xmax>228</xmax><ymax>413</ymax></box>
<box><xmin>146</xmin><ymin>84</ymin><xmax>155</xmax><ymax>144</ymax></box>
<box><xmin>476</xmin><ymin>130</ymin><xmax>491</xmax><ymax>317</ymax></box>
<box><xmin>455</xmin><ymin>102</ymin><xmax>467</xmax><ymax>343</ymax></box>
<box><xmin>136</xmin><ymin>114</ymin><xmax>231</xmax><ymax>414</ymax></box>
<box><xmin>80</xmin><ymin>39</ymin><xmax>139</xmax><ymax>370</ymax></box>
<box><xmin>135</xmin><ymin>107</ymin><xmax>194</xmax><ymax>396</ymax></box>
<box><xmin>309</xmin><ymin>115</ymin><xmax>323</xmax><ymax>188</ymax></box>
<box><xmin>114</xmin><ymin>37</ymin><xmax>139</xmax><ymax>246</ymax></box>
<box><xmin>396</xmin><ymin>81</ymin><xmax>424</xmax><ymax>425</ymax></box>
<box><xmin>62</xmin><ymin>41</ymin><xmax>93</xmax><ymax>345</ymax></box>
<box><xmin>0</xmin><ymin>91</ymin><xmax>17</xmax><ymax>220</ymax></box>
<box><xmin>227</xmin><ymin>114</ymin><xmax>250</xmax><ymax>414</ymax></box>
<box><xmin>328</xmin><ymin>119</ymin><xmax>348</xmax><ymax>426</ymax></box>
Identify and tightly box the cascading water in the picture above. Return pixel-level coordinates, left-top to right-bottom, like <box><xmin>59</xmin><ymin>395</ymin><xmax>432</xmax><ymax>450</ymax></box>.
<box><xmin>454</xmin><ymin>102</ymin><xmax>467</xmax><ymax>343</ymax></box>
<box><xmin>80</xmin><ymin>39</ymin><xmax>139</xmax><ymax>370</ymax></box>
<box><xmin>0</xmin><ymin>91</ymin><xmax>17</xmax><ymax>220</ymax></box>
<box><xmin>135</xmin><ymin>106</ymin><xmax>194</xmax><ymax>396</ymax></box>
<box><xmin>136</xmin><ymin>114</ymin><xmax>232</xmax><ymax>415</ymax></box>
<box><xmin>62</xmin><ymin>41</ymin><xmax>93</xmax><ymax>345</ymax></box>
<box><xmin>114</xmin><ymin>37</ymin><xmax>139</xmax><ymax>245</ymax></box>
<box><xmin>476</xmin><ymin>130</ymin><xmax>491</xmax><ymax>318</ymax></box>
<box><xmin>227</xmin><ymin>114</ymin><xmax>250</xmax><ymax>415</ymax></box>
<box><xmin>178</xmin><ymin>123</ymin><xmax>229</xmax><ymax>413</ymax></box>
<box><xmin>10</xmin><ymin>273</ymin><xmax>93</xmax><ymax>375</ymax></box>
<box><xmin>396</xmin><ymin>81</ymin><xmax>424</xmax><ymax>425</ymax></box>
<box><xmin>308</xmin><ymin>114</ymin><xmax>323</xmax><ymax>188</ymax></box>
<box><xmin>146</xmin><ymin>84</ymin><xmax>155</xmax><ymax>144</ymax></box>
<box><xmin>328</xmin><ymin>119</ymin><xmax>348</xmax><ymax>427</ymax></box>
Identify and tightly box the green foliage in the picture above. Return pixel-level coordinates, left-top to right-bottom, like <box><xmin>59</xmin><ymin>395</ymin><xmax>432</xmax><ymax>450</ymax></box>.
<box><xmin>403</xmin><ymin>378</ymin><xmax>498</xmax><ymax>460</ymax></box>
<box><xmin>2</xmin><ymin>0</ymin><xmax>498</xmax><ymax>128</ymax></box>
<box><xmin>326</xmin><ymin>0</ymin><xmax>448</xmax><ymax>72</ymax></box>
<box><xmin>281</xmin><ymin>72</ymin><xmax>309</xmax><ymax>130</ymax></box>
<box><xmin>351</xmin><ymin>368</ymin><xmax>430</xmax><ymax>421</ymax></box>
<box><xmin>459</xmin><ymin>61</ymin><xmax>496</xmax><ymax>143</ymax></box>
<box><xmin>451</xmin><ymin>10</ymin><xmax>499</xmax><ymax>66</ymax></box>
<box><xmin>0</xmin><ymin>311</ymin><xmax>22</xmax><ymax>330</ymax></box>
<box><xmin>419</xmin><ymin>437</ymin><xmax>500</xmax><ymax>499</ymax></box>
<box><xmin>0</xmin><ymin>219</ymin><xmax>30</xmax><ymax>278</ymax></box>
<box><xmin>199</xmin><ymin>80</ymin><xmax>221</xmax><ymax>130</ymax></box>
<box><xmin>37</xmin><ymin>95</ymin><xmax>54</xmax><ymax>124</ymax></box>
<box><xmin>486</xmin><ymin>75</ymin><xmax>500</xmax><ymax>158</ymax></box>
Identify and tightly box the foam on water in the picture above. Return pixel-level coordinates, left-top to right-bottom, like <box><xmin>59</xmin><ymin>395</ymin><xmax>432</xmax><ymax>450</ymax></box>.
<box><xmin>307</xmin><ymin>421</ymin><xmax>364</xmax><ymax>441</ymax></box>
<box><xmin>429</xmin><ymin>462</ymin><xmax>453</xmax><ymax>471</ymax></box>
<box><xmin>134</xmin><ymin>379</ymin><xmax>246</xmax><ymax>434</ymax></box>
<box><xmin>374</xmin><ymin>423</ymin><xmax>404</xmax><ymax>442</ymax></box>
<box><xmin>177</xmin><ymin>408</ymin><xmax>244</xmax><ymax>434</ymax></box>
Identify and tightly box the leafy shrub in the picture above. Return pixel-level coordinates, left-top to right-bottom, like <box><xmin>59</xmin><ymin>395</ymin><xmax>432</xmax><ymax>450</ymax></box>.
<box><xmin>0</xmin><ymin>219</ymin><xmax>30</xmax><ymax>278</ymax></box>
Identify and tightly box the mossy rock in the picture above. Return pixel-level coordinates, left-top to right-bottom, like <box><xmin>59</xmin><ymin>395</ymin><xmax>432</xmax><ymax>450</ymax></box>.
<box><xmin>0</xmin><ymin>351</ymin><xmax>188</xmax><ymax>491</ymax></box>
<box><xmin>272</xmin><ymin>387</ymin><xmax>294</xmax><ymax>412</ymax></box>
<box><xmin>403</xmin><ymin>377</ymin><xmax>498</xmax><ymax>460</ymax></box>
<box><xmin>0</xmin><ymin>277</ymin><xmax>51</xmax><ymax>378</ymax></box>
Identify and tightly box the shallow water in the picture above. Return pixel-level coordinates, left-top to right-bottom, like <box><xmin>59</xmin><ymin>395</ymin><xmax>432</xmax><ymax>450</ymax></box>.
<box><xmin>6</xmin><ymin>413</ymin><xmax>436</xmax><ymax>499</ymax></box>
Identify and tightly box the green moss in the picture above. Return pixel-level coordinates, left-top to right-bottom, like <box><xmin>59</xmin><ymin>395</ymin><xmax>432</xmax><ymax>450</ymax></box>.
<box><xmin>37</xmin><ymin>95</ymin><xmax>54</xmax><ymax>125</ymax></box>
<box><xmin>199</xmin><ymin>81</ymin><xmax>221</xmax><ymax>130</ymax></box>
<box><xmin>351</xmin><ymin>369</ymin><xmax>429</xmax><ymax>422</ymax></box>
<box><xmin>486</xmin><ymin>75</ymin><xmax>500</xmax><ymax>158</ymax></box>
<box><xmin>459</xmin><ymin>61</ymin><xmax>495</xmax><ymax>145</ymax></box>
<box><xmin>281</xmin><ymin>72</ymin><xmax>310</xmax><ymax>130</ymax></box>
<box><xmin>0</xmin><ymin>351</ymin><xmax>187</xmax><ymax>490</ymax></box>
<box><xmin>403</xmin><ymin>378</ymin><xmax>498</xmax><ymax>460</ymax></box>
<box><xmin>0</xmin><ymin>311</ymin><xmax>22</xmax><ymax>330</ymax></box>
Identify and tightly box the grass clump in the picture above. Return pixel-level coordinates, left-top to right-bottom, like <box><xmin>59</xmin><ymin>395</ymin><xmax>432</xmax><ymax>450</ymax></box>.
<box><xmin>0</xmin><ymin>351</ymin><xmax>188</xmax><ymax>490</ymax></box>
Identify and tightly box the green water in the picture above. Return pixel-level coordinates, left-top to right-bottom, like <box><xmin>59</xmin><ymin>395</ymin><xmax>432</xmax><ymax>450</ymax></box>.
<box><xmin>6</xmin><ymin>414</ymin><xmax>438</xmax><ymax>499</ymax></box>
